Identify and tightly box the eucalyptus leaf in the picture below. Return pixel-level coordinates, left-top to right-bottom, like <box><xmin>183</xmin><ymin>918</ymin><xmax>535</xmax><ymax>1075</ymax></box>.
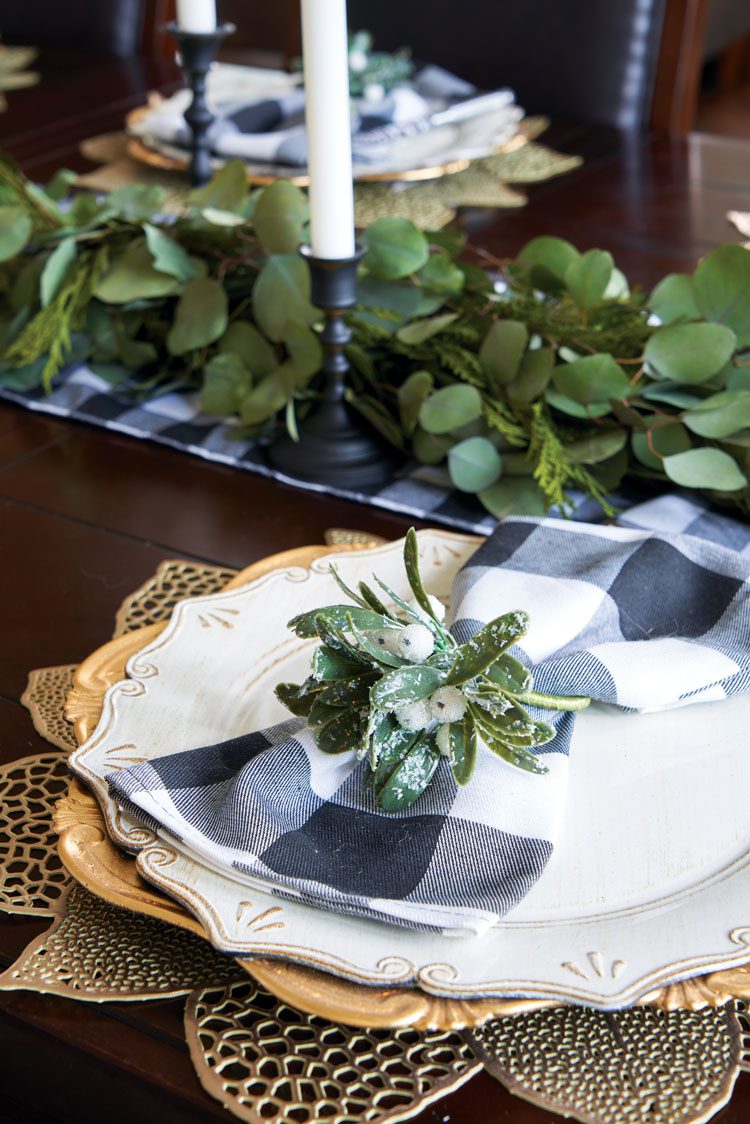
<box><xmin>107</xmin><ymin>184</ymin><xmax>165</xmax><ymax>221</ymax></box>
<box><xmin>94</xmin><ymin>243</ymin><xmax>181</xmax><ymax>304</ymax></box>
<box><xmin>40</xmin><ymin>236</ymin><xmax>77</xmax><ymax>307</ymax></box>
<box><xmin>417</xmin><ymin>253</ymin><xmax>464</xmax><ymax>295</ymax></box>
<box><xmin>566</xmin><ymin>427</ymin><xmax>627</xmax><ymax>465</ymax></box>
<box><xmin>253</xmin><ymin>254</ymin><xmax>316</xmax><ymax>341</ymax></box>
<box><xmin>370</xmin><ymin>664</ymin><xmax>445</xmax><ymax>710</ymax></box>
<box><xmin>166</xmin><ymin>277</ymin><xmax>228</xmax><ymax>355</ymax></box>
<box><xmin>639</xmin><ymin>384</ymin><xmax>702</xmax><ymax>409</ymax></box>
<box><xmin>281</xmin><ymin>320</ymin><xmax>323</xmax><ymax>382</ymax></box>
<box><xmin>0</xmin><ymin>206</ymin><xmax>33</xmax><ymax>262</ymax></box>
<box><xmin>418</xmin><ymin>384</ymin><xmax>483</xmax><ymax>434</ymax></box>
<box><xmin>683</xmin><ymin>390</ymin><xmax>750</xmax><ymax>438</ymax></box>
<box><xmin>631</xmin><ymin>422</ymin><xmax>691</xmax><ymax>469</ymax></box>
<box><xmin>201</xmin><ymin>353</ymin><xmax>252</xmax><ymax>415</ymax></box>
<box><xmin>363</xmin><ymin>217</ymin><xmax>430</xmax><ymax>280</ymax></box>
<box><xmin>478</xmin><ymin>477</ymin><xmax>548</xmax><ymax>517</ymax></box>
<box><xmin>479</xmin><ymin>319</ymin><xmax>528</xmax><ymax>387</ymax></box>
<box><xmin>252</xmin><ymin>180</ymin><xmax>308</xmax><ymax>253</ymax></box>
<box><xmin>357</xmin><ymin>275</ymin><xmax>421</xmax><ymax>321</ymax></box>
<box><xmin>644</xmin><ymin>322</ymin><xmax>737</xmax><ymax>383</ymax></box>
<box><xmin>398</xmin><ymin>370</ymin><xmax>434</xmax><ymax>435</ymax></box>
<box><xmin>662</xmin><ymin>446</ymin><xmax>747</xmax><ymax>491</ymax></box>
<box><xmin>239</xmin><ymin>365</ymin><xmax>296</xmax><ymax>425</ymax></box>
<box><xmin>552</xmin><ymin>354</ymin><xmax>632</xmax><ymax>404</ymax></box>
<box><xmin>564</xmin><ymin>249</ymin><xmax>613</xmax><ymax>309</ymax></box>
<box><xmin>448</xmin><ymin>436</ymin><xmax>502</xmax><ymax>492</ymax></box>
<box><xmin>692</xmin><ymin>244</ymin><xmax>750</xmax><ymax>346</ymax></box>
<box><xmin>143</xmin><ymin>223</ymin><xmax>200</xmax><ymax>282</ymax></box>
<box><xmin>545</xmin><ymin>387</ymin><xmax>613</xmax><ymax>419</ymax></box>
<box><xmin>396</xmin><ymin>311</ymin><xmax>458</xmax><ymax>345</ymax></box>
<box><xmin>648</xmin><ymin>273</ymin><xmax>700</xmax><ymax>324</ymax></box>
<box><xmin>516</xmin><ymin>235</ymin><xmax>580</xmax><ymax>292</ymax></box>
<box><xmin>506</xmin><ymin>347</ymin><xmax>554</xmax><ymax>407</ymax></box>
<box><xmin>189</xmin><ymin>160</ymin><xmax>248</xmax><ymax>213</ymax></box>
<box><xmin>219</xmin><ymin>320</ymin><xmax>278</xmax><ymax>376</ymax></box>
<box><xmin>412</xmin><ymin>426</ymin><xmax>453</xmax><ymax>464</ymax></box>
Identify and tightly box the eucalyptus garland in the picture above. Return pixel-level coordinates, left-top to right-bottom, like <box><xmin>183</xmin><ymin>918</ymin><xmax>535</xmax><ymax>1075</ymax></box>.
<box><xmin>276</xmin><ymin>529</ymin><xmax>589</xmax><ymax>811</ymax></box>
<box><xmin>1</xmin><ymin>153</ymin><xmax>749</xmax><ymax>516</ymax></box>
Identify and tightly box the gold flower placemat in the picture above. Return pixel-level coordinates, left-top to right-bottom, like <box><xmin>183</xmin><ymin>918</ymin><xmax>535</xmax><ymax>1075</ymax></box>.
<box><xmin>76</xmin><ymin>119</ymin><xmax>582</xmax><ymax>230</ymax></box>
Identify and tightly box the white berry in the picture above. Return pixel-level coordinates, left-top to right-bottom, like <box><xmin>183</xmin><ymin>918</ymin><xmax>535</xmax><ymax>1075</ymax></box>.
<box><xmin>395</xmin><ymin>698</ymin><xmax>433</xmax><ymax>732</ymax></box>
<box><xmin>394</xmin><ymin>623</ymin><xmax>434</xmax><ymax>662</ymax></box>
<box><xmin>407</xmin><ymin>595</ymin><xmax>446</xmax><ymax>623</ymax></box>
<box><xmin>429</xmin><ymin>686</ymin><xmax>467</xmax><ymax>724</ymax></box>
<box><xmin>436</xmin><ymin>724</ymin><xmax>452</xmax><ymax>756</ymax></box>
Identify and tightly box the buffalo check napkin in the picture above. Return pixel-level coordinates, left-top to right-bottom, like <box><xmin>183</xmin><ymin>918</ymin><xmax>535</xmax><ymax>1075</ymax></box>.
<box><xmin>132</xmin><ymin>61</ymin><xmax>518</xmax><ymax>168</ymax></box>
<box><xmin>108</xmin><ymin>496</ymin><xmax>750</xmax><ymax>937</ymax></box>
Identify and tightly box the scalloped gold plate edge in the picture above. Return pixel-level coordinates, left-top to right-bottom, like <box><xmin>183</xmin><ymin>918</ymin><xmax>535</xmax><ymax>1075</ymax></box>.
<box><xmin>59</xmin><ymin>541</ymin><xmax>750</xmax><ymax>1028</ymax></box>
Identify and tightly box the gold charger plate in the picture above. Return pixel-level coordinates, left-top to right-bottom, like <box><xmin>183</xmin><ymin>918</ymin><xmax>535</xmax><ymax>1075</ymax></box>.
<box><xmin>58</xmin><ymin>543</ymin><xmax>750</xmax><ymax>1029</ymax></box>
<box><xmin>124</xmin><ymin>104</ymin><xmax>534</xmax><ymax>187</ymax></box>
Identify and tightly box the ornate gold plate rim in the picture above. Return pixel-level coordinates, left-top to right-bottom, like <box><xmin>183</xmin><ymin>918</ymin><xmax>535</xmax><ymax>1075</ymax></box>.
<box><xmin>124</xmin><ymin>104</ymin><xmax>533</xmax><ymax>187</ymax></box>
<box><xmin>58</xmin><ymin>542</ymin><xmax>750</xmax><ymax>1030</ymax></box>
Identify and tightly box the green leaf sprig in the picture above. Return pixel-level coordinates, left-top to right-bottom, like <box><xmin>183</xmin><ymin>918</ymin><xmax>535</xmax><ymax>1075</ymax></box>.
<box><xmin>276</xmin><ymin>529</ymin><xmax>589</xmax><ymax>812</ymax></box>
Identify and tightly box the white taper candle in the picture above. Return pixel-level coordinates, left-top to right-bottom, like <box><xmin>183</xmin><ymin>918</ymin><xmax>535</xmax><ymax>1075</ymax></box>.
<box><xmin>300</xmin><ymin>0</ymin><xmax>356</xmax><ymax>259</ymax></box>
<box><xmin>176</xmin><ymin>0</ymin><xmax>216</xmax><ymax>33</ymax></box>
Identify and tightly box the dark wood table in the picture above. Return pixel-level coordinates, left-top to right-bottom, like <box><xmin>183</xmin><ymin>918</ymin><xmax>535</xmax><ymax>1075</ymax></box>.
<box><xmin>1</xmin><ymin>52</ymin><xmax>749</xmax><ymax>1124</ymax></box>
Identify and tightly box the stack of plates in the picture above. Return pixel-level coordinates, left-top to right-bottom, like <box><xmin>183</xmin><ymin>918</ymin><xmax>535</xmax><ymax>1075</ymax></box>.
<box><xmin>126</xmin><ymin>62</ymin><xmax>525</xmax><ymax>184</ymax></box>
<box><xmin>67</xmin><ymin>531</ymin><xmax>750</xmax><ymax>1026</ymax></box>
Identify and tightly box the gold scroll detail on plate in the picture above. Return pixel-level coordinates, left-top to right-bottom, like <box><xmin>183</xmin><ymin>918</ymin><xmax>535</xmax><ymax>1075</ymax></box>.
<box><xmin>42</xmin><ymin>550</ymin><xmax>750</xmax><ymax>1028</ymax></box>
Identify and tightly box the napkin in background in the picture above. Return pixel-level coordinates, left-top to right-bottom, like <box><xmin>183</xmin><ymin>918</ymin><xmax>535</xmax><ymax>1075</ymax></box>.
<box><xmin>130</xmin><ymin>62</ymin><xmax>522</xmax><ymax>168</ymax></box>
<box><xmin>107</xmin><ymin>495</ymin><xmax>750</xmax><ymax>937</ymax></box>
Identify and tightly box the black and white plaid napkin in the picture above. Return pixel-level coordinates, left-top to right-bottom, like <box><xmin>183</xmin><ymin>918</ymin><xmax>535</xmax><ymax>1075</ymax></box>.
<box><xmin>132</xmin><ymin>62</ymin><xmax>518</xmax><ymax>168</ymax></box>
<box><xmin>107</xmin><ymin>496</ymin><xmax>750</xmax><ymax>936</ymax></box>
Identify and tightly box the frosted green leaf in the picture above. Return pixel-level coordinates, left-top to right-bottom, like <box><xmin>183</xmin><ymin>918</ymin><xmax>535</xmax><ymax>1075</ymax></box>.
<box><xmin>289</xmin><ymin>604</ymin><xmax>396</xmax><ymax>638</ymax></box>
<box><xmin>376</xmin><ymin>734</ymin><xmax>439</xmax><ymax>811</ymax></box>
<box><xmin>446</xmin><ymin>611</ymin><xmax>529</xmax><ymax>686</ymax></box>
<box><xmin>370</xmin><ymin>665</ymin><xmax>445</xmax><ymax>710</ymax></box>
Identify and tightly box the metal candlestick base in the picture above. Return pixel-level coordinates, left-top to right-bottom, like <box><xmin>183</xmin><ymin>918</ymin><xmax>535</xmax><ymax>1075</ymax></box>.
<box><xmin>269</xmin><ymin>247</ymin><xmax>399</xmax><ymax>489</ymax></box>
<box><xmin>167</xmin><ymin>21</ymin><xmax>235</xmax><ymax>187</ymax></box>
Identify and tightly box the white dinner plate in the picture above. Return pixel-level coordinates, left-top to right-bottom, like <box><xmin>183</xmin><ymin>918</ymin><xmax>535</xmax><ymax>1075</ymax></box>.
<box><xmin>70</xmin><ymin>530</ymin><xmax>750</xmax><ymax>1009</ymax></box>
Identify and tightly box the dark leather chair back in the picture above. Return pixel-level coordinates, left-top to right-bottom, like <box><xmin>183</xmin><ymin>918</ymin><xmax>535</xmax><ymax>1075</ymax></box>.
<box><xmin>0</xmin><ymin>0</ymin><xmax>145</xmax><ymax>58</ymax></box>
<box><xmin>346</xmin><ymin>0</ymin><xmax>669</xmax><ymax>128</ymax></box>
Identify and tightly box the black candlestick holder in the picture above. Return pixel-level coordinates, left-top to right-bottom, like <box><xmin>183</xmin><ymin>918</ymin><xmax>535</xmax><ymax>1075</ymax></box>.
<box><xmin>167</xmin><ymin>21</ymin><xmax>235</xmax><ymax>187</ymax></box>
<box><xmin>269</xmin><ymin>246</ymin><xmax>399</xmax><ymax>489</ymax></box>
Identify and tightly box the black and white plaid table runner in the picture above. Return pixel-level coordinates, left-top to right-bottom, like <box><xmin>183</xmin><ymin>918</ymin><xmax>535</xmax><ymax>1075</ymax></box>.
<box><xmin>107</xmin><ymin>496</ymin><xmax>750</xmax><ymax>937</ymax></box>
